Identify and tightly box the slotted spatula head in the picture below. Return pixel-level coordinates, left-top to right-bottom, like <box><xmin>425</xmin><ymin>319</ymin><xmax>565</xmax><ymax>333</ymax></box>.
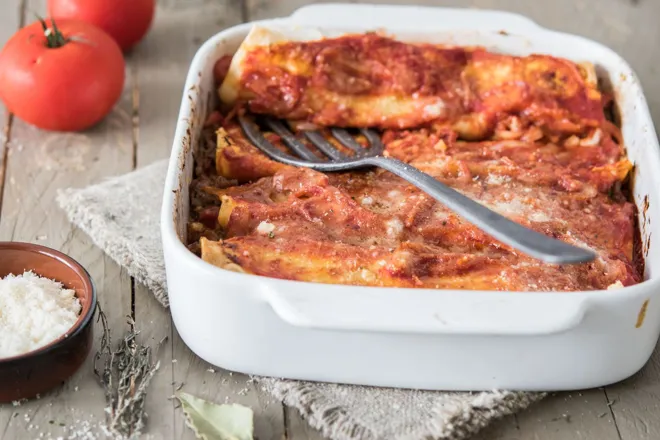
<box><xmin>237</xmin><ymin>114</ymin><xmax>596</xmax><ymax>265</ymax></box>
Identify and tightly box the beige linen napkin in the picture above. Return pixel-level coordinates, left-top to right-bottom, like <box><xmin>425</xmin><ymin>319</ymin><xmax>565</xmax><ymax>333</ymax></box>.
<box><xmin>56</xmin><ymin>160</ymin><xmax>543</xmax><ymax>440</ymax></box>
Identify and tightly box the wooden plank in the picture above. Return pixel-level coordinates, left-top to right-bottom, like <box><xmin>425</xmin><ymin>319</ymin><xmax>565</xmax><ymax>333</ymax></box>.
<box><xmin>0</xmin><ymin>0</ymin><xmax>134</xmax><ymax>438</ymax></box>
<box><xmin>0</xmin><ymin>0</ymin><xmax>21</xmax><ymax>212</ymax></box>
<box><xmin>605</xmin><ymin>345</ymin><xmax>660</xmax><ymax>440</ymax></box>
<box><xmin>514</xmin><ymin>392</ymin><xmax>620</xmax><ymax>440</ymax></box>
<box><xmin>132</xmin><ymin>2</ymin><xmax>285</xmax><ymax>439</ymax></box>
<box><xmin>285</xmin><ymin>408</ymin><xmax>326</xmax><ymax>440</ymax></box>
<box><xmin>0</xmin><ymin>0</ymin><xmax>21</xmax><ymax>54</ymax></box>
<box><xmin>472</xmin><ymin>415</ymin><xmax>521</xmax><ymax>440</ymax></box>
<box><xmin>135</xmin><ymin>0</ymin><xmax>245</xmax><ymax>166</ymax></box>
<box><xmin>134</xmin><ymin>285</ymin><xmax>176</xmax><ymax>438</ymax></box>
<box><xmin>0</xmin><ymin>0</ymin><xmax>21</xmax><ymax>121</ymax></box>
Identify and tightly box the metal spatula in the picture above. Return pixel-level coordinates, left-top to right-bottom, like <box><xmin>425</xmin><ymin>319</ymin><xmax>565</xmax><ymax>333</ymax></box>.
<box><xmin>238</xmin><ymin>114</ymin><xmax>596</xmax><ymax>264</ymax></box>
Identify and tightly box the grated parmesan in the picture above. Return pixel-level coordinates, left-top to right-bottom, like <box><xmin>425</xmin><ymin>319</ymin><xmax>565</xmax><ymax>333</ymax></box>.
<box><xmin>486</xmin><ymin>174</ymin><xmax>511</xmax><ymax>185</ymax></box>
<box><xmin>0</xmin><ymin>271</ymin><xmax>81</xmax><ymax>358</ymax></box>
<box><xmin>607</xmin><ymin>280</ymin><xmax>624</xmax><ymax>290</ymax></box>
<box><xmin>386</xmin><ymin>218</ymin><xmax>404</xmax><ymax>238</ymax></box>
<box><xmin>256</xmin><ymin>221</ymin><xmax>275</xmax><ymax>235</ymax></box>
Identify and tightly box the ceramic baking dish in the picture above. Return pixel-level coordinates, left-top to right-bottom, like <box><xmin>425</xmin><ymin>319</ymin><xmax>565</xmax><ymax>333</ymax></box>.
<box><xmin>161</xmin><ymin>3</ymin><xmax>660</xmax><ymax>391</ymax></box>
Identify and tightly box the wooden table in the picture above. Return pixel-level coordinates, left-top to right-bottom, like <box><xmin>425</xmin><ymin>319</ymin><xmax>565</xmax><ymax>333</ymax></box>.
<box><xmin>0</xmin><ymin>0</ymin><xmax>658</xmax><ymax>439</ymax></box>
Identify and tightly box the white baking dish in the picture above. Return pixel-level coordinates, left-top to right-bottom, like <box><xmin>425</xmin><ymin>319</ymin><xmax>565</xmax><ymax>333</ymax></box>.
<box><xmin>161</xmin><ymin>3</ymin><xmax>660</xmax><ymax>391</ymax></box>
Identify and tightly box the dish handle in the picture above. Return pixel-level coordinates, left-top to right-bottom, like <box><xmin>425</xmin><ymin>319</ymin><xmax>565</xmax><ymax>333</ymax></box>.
<box><xmin>263</xmin><ymin>285</ymin><xmax>589</xmax><ymax>336</ymax></box>
<box><xmin>288</xmin><ymin>3</ymin><xmax>542</xmax><ymax>33</ymax></box>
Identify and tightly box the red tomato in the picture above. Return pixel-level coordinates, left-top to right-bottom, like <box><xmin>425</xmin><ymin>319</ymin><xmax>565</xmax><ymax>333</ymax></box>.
<box><xmin>48</xmin><ymin>0</ymin><xmax>155</xmax><ymax>51</ymax></box>
<box><xmin>0</xmin><ymin>19</ymin><xmax>125</xmax><ymax>132</ymax></box>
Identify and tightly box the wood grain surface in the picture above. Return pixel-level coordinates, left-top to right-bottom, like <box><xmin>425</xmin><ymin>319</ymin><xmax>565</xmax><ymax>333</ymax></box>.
<box><xmin>0</xmin><ymin>0</ymin><xmax>658</xmax><ymax>439</ymax></box>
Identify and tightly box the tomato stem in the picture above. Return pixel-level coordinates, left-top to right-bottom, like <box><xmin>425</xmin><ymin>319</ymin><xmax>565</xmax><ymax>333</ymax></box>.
<box><xmin>36</xmin><ymin>15</ymin><xmax>69</xmax><ymax>48</ymax></box>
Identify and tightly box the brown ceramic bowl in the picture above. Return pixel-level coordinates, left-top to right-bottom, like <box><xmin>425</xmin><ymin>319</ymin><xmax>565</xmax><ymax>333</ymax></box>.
<box><xmin>0</xmin><ymin>242</ymin><xmax>97</xmax><ymax>403</ymax></box>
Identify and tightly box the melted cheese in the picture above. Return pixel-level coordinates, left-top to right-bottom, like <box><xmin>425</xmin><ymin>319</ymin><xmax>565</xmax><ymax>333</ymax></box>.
<box><xmin>192</xmin><ymin>31</ymin><xmax>639</xmax><ymax>292</ymax></box>
<box><xmin>220</xmin><ymin>26</ymin><xmax>605</xmax><ymax>139</ymax></box>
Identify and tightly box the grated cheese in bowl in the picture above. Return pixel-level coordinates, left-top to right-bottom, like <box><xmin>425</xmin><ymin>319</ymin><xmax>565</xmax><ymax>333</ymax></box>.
<box><xmin>0</xmin><ymin>271</ymin><xmax>82</xmax><ymax>359</ymax></box>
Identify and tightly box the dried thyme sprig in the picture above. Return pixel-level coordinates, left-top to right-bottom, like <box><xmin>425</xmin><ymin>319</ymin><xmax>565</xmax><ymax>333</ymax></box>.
<box><xmin>94</xmin><ymin>305</ymin><xmax>161</xmax><ymax>439</ymax></box>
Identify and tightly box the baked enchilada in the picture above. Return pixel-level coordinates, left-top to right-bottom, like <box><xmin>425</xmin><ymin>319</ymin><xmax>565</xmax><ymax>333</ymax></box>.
<box><xmin>186</xmin><ymin>26</ymin><xmax>640</xmax><ymax>292</ymax></box>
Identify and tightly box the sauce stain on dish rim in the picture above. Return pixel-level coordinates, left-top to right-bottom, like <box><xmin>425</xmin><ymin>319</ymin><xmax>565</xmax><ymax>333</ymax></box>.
<box><xmin>636</xmin><ymin>298</ymin><xmax>650</xmax><ymax>328</ymax></box>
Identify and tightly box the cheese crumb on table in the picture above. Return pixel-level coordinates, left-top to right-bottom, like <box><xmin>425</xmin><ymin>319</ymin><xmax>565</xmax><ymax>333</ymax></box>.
<box><xmin>0</xmin><ymin>271</ymin><xmax>81</xmax><ymax>358</ymax></box>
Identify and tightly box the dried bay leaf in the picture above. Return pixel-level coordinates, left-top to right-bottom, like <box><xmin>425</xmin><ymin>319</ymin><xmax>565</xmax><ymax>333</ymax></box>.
<box><xmin>176</xmin><ymin>392</ymin><xmax>254</xmax><ymax>440</ymax></box>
